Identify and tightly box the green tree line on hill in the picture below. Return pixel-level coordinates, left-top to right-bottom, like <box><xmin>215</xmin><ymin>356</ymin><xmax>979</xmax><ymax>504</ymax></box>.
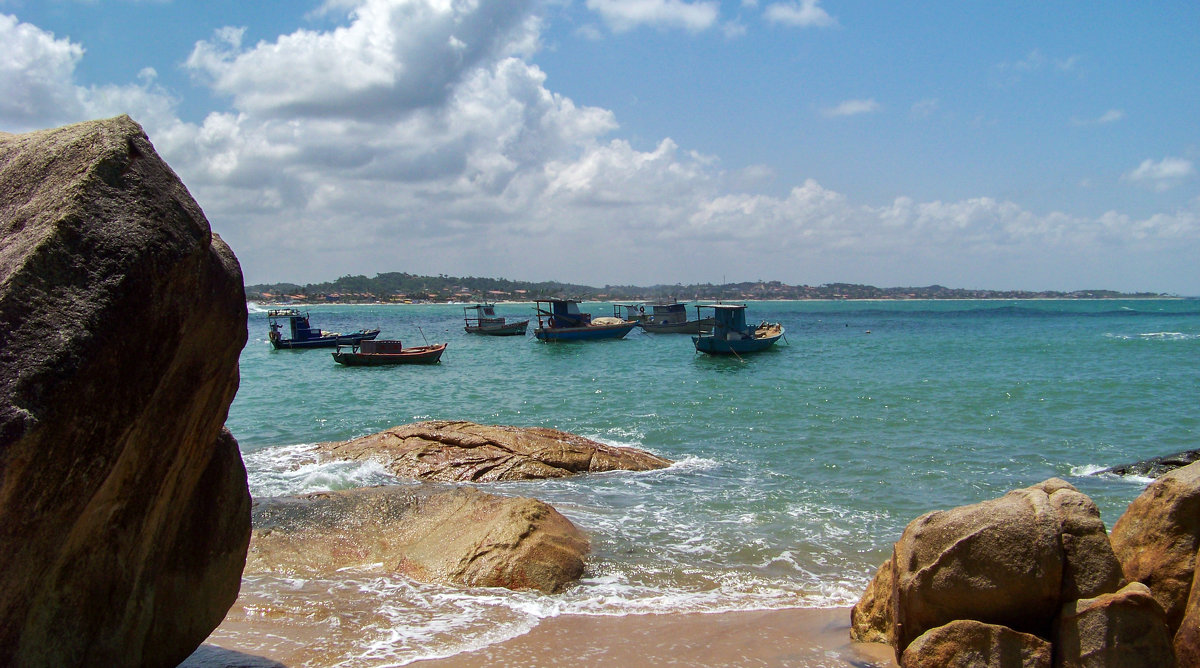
<box><xmin>245</xmin><ymin>272</ymin><xmax>1169</xmax><ymax>303</ymax></box>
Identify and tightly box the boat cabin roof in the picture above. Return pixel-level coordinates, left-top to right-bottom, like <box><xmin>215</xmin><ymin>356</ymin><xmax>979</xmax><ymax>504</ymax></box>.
<box><xmin>267</xmin><ymin>308</ymin><xmax>306</xmax><ymax>319</ymax></box>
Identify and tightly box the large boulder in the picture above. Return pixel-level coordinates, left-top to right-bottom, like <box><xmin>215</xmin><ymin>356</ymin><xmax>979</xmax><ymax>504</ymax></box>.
<box><xmin>316</xmin><ymin>419</ymin><xmax>672</xmax><ymax>482</ymax></box>
<box><xmin>1110</xmin><ymin>461</ymin><xmax>1200</xmax><ymax>634</ymax></box>
<box><xmin>246</xmin><ymin>485</ymin><xmax>589</xmax><ymax>593</ymax></box>
<box><xmin>0</xmin><ymin>117</ymin><xmax>250</xmax><ymax>666</ymax></box>
<box><xmin>899</xmin><ymin>620</ymin><xmax>1051</xmax><ymax>668</ymax></box>
<box><xmin>891</xmin><ymin>479</ymin><xmax>1124</xmax><ymax>652</ymax></box>
<box><xmin>1054</xmin><ymin>582</ymin><xmax>1176</xmax><ymax>668</ymax></box>
<box><xmin>1175</xmin><ymin>551</ymin><xmax>1200</xmax><ymax>667</ymax></box>
<box><xmin>850</xmin><ymin>556</ymin><xmax>895</xmax><ymax>645</ymax></box>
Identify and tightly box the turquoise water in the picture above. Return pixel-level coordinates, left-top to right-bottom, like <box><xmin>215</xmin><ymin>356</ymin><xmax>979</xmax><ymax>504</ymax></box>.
<box><xmin>225</xmin><ymin>300</ymin><xmax>1200</xmax><ymax>665</ymax></box>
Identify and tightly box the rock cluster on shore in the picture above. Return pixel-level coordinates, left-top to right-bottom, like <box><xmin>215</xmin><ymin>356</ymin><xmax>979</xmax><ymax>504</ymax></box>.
<box><xmin>316</xmin><ymin>419</ymin><xmax>673</xmax><ymax>482</ymax></box>
<box><xmin>0</xmin><ymin>116</ymin><xmax>250</xmax><ymax>667</ymax></box>
<box><xmin>247</xmin><ymin>485</ymin><xmax>589</xmax><ymax>593</ymax></box>
<box><xmin>851</xmin><ymin>464</ymin><xmax>1200</xmax><ymax>667</ymax></box>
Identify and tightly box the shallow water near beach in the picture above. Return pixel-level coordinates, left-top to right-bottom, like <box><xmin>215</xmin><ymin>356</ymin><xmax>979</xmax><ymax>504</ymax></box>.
<box><xmin>218</xmin><ymin>299</ymin><xmax>1200</xmax><ymax>666</ymax></box>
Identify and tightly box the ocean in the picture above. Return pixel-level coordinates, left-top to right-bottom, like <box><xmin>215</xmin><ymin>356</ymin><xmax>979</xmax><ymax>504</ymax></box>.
<box><xmin>221</xmin><ymin>299</ymin><xmax>1199</xmax><ymax>665</ymax></box>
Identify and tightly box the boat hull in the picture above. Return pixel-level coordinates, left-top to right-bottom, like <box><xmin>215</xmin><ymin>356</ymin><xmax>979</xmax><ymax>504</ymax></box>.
<box><xmin>332</xmin><ymin>343</ymin><xmax>446</xmax><ymax>365</ymax></box>
<box><xmin>465</xmin><ymin>320</ymin><xmax>529</xmax><ymax>336</ymax></box>
<box><xmin>640</xmin><ymin>317</ymin><xmax>715</xmax><ymax>334</ymax></box>
<box><xmin>270</xmin><ymin>330</ymin><xmax>380</xmax><ymax>350</ymax></box>
<box><xmin>692</xmin><ymin>328</ymin><xmax>784</xmax><ymax>355</ymax></box>
<box><xmin>534</xmin><ymin>322</ymin><xmax>636</xmax><ymax>342</ymax></box>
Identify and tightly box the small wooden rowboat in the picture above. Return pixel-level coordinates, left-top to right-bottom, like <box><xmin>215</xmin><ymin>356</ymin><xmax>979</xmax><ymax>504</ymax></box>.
<box><xmin>332</xmin><ymin>339</ymin><xmax>447</xmax><ymax>365</ymax></box>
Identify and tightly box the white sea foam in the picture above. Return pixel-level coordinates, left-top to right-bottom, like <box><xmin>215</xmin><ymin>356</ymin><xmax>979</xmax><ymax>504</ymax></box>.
<box><xmin>1105</xmin><ymin>331</ymin><xmax>1197</xmax><ymax>341</ymax></box>
<box><xmin>242</xmin><ymin>443</ymin><xmax>399</xmax><ymax>497</ymax></box>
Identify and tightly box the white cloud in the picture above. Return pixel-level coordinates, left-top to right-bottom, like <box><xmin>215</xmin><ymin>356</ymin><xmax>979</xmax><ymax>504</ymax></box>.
<box><xmin>1071</xmin><ymin>109</ymin><xmax>1124</xmax><ymax>126</ymax></box>
<box><xmin>764</xmin><ymin>0</ymin><xmax>836</xmax><ymax>28</ymax></box>
<box><xmin>3</xmin><ymin>3</ymin><xmax>1198</xmax><ymax>293</ymax></box>
<box><xmin>185</xmin><ymin>0</ymin><xmax>539</xmax><ymax>119</ymax></box>
<box><xmin>1124</xmin><ymin>157</ymin><xmax>1196</xmax><ymax>192</ymax></box>
<box><xmin>910</xmin><ymin>98</ymin><xmax>938</xmax><ymax>119</ymax></box>
<box><xmin>0</xmin><ymin>14</ymin><xmax>85</xmax><ymax>130</ymax></box>
<box><xmin>585</xmin><ymin>0</ymin><xmax>720</xmax><ymax>33</ymax></box>
<box><xmin>823</xmin><ymin>98</ymin><xmax>880</xmax><ymax>117</ymax></box>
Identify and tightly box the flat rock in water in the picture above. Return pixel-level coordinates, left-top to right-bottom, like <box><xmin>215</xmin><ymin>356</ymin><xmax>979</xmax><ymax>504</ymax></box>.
<box><xmin>316</xmin><ymin>419</ymin><xmax>673</xmax><ymax>482</ymax></box>
<box><xmin>0</xmin><ymin>116</ymin><xmax>250</xmax><ymax>666</ymax></box>
<box><xmin>246</xmin><ymin>485</ymin><xmax>589</xmax><ymax>593</ymax></box>
<box><xmin>1096</xmin><ymin>449</ymin><xmax>1200</xmax><ymax>478</ymax></box>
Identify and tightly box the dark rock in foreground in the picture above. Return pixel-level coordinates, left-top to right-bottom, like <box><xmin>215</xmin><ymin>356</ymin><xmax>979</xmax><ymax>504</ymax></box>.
<box><xmin>0</xmin><ymin>116</ymin><xmax>250</xmax><ymax>667</ymax></box>
<box><xmin>246</xmin><ymin>485</ymin><xmax>589</xmax><ymax>593</ymax></box>
<box><xmin>1096</xmin><ymin>449</ymin><xmax>1200</xmax><ymax>479</ymax></box>
<box><xmin>316</xmin><ymin>419</ymin><xmax>672</xmax><ymax>482</ymax></box>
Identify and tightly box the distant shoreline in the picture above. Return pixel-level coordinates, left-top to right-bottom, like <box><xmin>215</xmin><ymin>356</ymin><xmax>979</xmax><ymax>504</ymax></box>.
<box><xmin>248</xmin><ymin>295</ymin><xmax>1186</xmax><ymax>307</ymax></box>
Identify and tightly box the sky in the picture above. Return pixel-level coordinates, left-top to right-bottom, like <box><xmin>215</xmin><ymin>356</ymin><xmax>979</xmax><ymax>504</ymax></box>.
<box><xmin>1</xmin><ymin>1</ymin><xmax>1198</xmax><ymax>294</ymax></box>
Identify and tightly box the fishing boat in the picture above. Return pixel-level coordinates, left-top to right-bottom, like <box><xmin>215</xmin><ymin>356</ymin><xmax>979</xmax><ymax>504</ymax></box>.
<box><xmin>533</xmin><ymin>299</ymin><xmax>637</xmax><ymax>342</ymax></box>
<box><xmin>692</xmin><ymin>304</ymin><xmax>784</xmax><ymax>355</ymax></box>
<box><xmin>463</xmin><ymin>303</ymin><xmax>529</xmax><ymax>336</ymax></box>
<box><xmin>639</xmin><ymin>300</ymin><xmax>715</xmax><ymax>334</ymax></box>
<box><xmin>331</xmin><ymin>339</ymin><xmax>447</xmax><ymax>366</ymax></box>
<box><xmin>267</xmin><ymin>308</ymin><xmax>380</xmax><ymax>349</ymax></box>
<box><xmin>613</xmin><ymin>303</ymin><xmax>649</xmax><ymax>324</ymax></box>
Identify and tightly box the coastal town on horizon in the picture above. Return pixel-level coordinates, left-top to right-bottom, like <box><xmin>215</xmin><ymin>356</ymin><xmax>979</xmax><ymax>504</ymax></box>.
<box><xmin>246</xmin><ymin>272</ymin><xmax>1177</xmax><ymax>305</ymax></box>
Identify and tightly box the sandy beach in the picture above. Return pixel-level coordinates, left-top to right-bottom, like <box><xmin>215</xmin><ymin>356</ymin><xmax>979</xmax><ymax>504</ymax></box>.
<box><xmin>191</xmin><ymin>607</ymin><xmax>897</xmax><ymax>667</ymax></box>
<box><xmin>415</xmin><ymin>608</ymin><xmax>897</xmax><ymax>667</ymax></box>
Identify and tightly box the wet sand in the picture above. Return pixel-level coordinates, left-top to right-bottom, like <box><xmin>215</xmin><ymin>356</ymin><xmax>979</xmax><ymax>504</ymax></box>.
<box><xmin>415</xmin><ymin>607</ymin><xmax>897</xmax><ymax>668</ymax></box>
<box><xmin>187</xmin><ymin>607</ymin><xmax>898</xmax><ymax>667</ymax></box>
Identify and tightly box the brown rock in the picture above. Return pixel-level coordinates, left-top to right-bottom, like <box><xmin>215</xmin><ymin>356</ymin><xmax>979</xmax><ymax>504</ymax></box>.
<box><xmin>900</xmin><ymin>620</ymin><xmax>1051</xmax><ymax>668</ymax></box>
<box><xmin>1054</xmin><ymin>582</ymin><xmax>1176</xmax><ymax>668</ymax></box>
<box><xmin>892</xmin><ymin>479</ymin><xmax>1123</xmax><ymax>652</ymax></box>
<box><xmin>317</xmin><ymin>419</ymin><xmax>672</xmax><ymax>482</ymax></box>
<box><xmin>1175</xmin><ymin>549</ymin><xmax>1200</xmax><ymax>667</ymax></box>
<box><xmin>850</xmin><ymin>556</ymin><xmax>895</xmax><ymax>645</ymax></box>
<box><xmin>1110</xmin><ymin>461</ymin><xmax>1200</xmax><ymax>634</ymax></box>
<box><xmin>246</xmin><ymin>485</ymin><xmax>589</xmax><ymax>593</ymax></box>
<box><xmin>0</xmin><ymin>117</ymin><xmax>250</xmax><ymax>666</ymax></box>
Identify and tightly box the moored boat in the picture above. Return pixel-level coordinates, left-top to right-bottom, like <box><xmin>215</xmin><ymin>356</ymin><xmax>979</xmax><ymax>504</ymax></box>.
<box><xmin>639</xmin><ymin>300</ymin><xmax>715</xmax><ymax>334</ymax></box>
<box><xmin>692</xmin><ymin>304</ymin><xmax>784</xmax><ymax>355</ymax></box>
<box><xmin>332</xmin><ymin>339</ymin><xmax>447</xmax><ymax>365</ymax></box>
<box><xmin>613</xmin><ymin>303</ymin><xmax>649</xmax><ymax>324</ymax></box>
<box><xmin>533</xmin><ymin>299</ymin><xmax>637</xmax><ymax>342</ymax></box>
<box><xmin>268</xmin><ymin>308</ymin><xmax>380</xmax><ymax>349</ymax></box>
<box><xmin>463</xmin><ymin>303</ymin><xmax>529</xmax><ymax>336</ymax></box>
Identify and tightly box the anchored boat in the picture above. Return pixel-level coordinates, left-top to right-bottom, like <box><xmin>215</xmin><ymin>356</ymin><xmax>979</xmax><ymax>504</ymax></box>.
<box><xmin>332</xmin><ymin>339</ymin><xmax>447</xmax><ymax>365</ymax></box>
<box><xmin>533</xmin><ymin>299</ymin><xmax>637</xmax><ymax>342</ymax></box>
<box><xmin>639</xmin><ymin>300</ymin><xmax>715</xmax><ymax>334</ymax></box>
<box><xmin>463</xmin><ymin>303</ymin><xmax>529</xmax><ymax>336</ymax></box>
<box><xmin>692</xmin><ymin>304</ymin><xmax>784</xmax><ymax>355</ymax></box>
<box><xmin>267</xmin><ymin>308</ymin><xmax>380</xmax><ymax>349</ymax></box>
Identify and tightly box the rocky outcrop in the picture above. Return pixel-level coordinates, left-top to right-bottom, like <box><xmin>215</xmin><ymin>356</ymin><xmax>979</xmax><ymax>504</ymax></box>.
<box><xmin>0</xmin><ymin>117</ymin><xmax>250</xmax><ymax>667</ymax></box>
<box><xmin>246</xmin><ymin>485</ymin><xmax>589</xmax><ymax>593</ymax></box>
<box><xmin>850</xmin><ymin>479</ymin><xmax>1170</xmax><ymax>665</ymax></box>
<box><xmin>1097</xmin><ymin>449</ymin><xmax>1200</xmax><ymax>479</ymax></box>
<box><xmin>899</xmin><ymin>620</ymin><xmax>1051</xmax><ymax>668</ymax></box>
<box><xmin>1175</xmin><ymin>551</ymin><xmax>1200</xmax><ymax>667</ymax></box>
<box><xmin>849</xmin><ymin>556</ymin><xmax>894</xmax><ymax>645</ymax></box>
<box><xmin>1054</xmin><ymin>582</ymin><xmax>1176</xmax><ymax>668</ymax></box>
<box><xmin>891</xmin><ymin>479</ymin><xmax>1124</xmax><ymax>650</ymax></box>
<box><xmin>1110</xmin><ymin>462</ymin><xmax>1200</xmax><ymax>634</ymax></box>
<box><xmin>316</xmin><ymin>419</ymin><xmax>672</xmax><ymax>482</ymax></box>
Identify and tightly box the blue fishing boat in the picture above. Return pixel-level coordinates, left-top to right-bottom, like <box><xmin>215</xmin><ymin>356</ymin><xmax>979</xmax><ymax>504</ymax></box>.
<box><xmin>267</xmin><ymin>308</ymin><xmax>380</xmax><ymax>350</ymax></box>
<box><xmin>463</xmin><ymin>302</ymin><xmax>529</xmax><ymax>336</ymax></box>
<box><xmin>639</xmin><ymin>299</ymin><xmax>715</xmax><ymax>334</ymax></box>
<box><xmin>533</xmin><ymin>299</ymin><xmax>637</xmax><ymax>342</ymax></box>
<box><xmin>692</xmin><ymin>304</ymin><xmax>784</xmax><ymax>355</ymax></box>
